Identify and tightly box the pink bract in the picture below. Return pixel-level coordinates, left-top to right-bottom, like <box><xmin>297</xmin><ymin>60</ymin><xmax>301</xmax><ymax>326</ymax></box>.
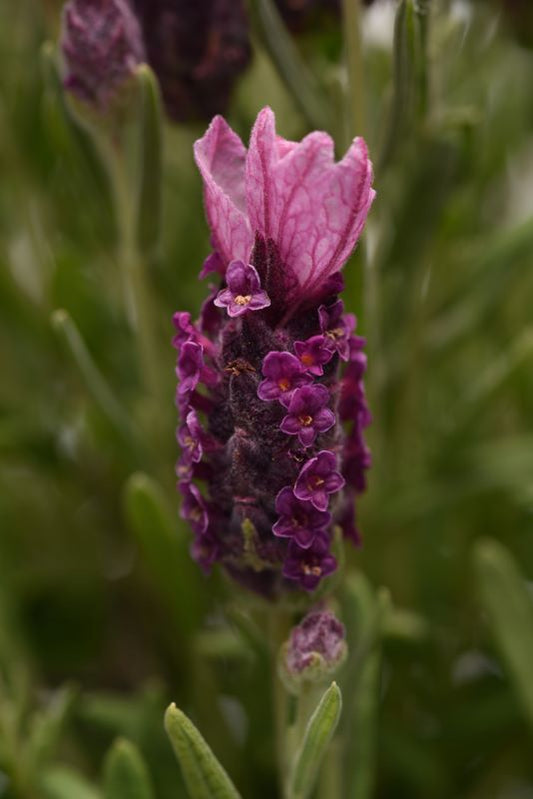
<box><xmin>194</xmin><ymin>107</ymin><xmax>375</xmax><ymax>309</ymax></box>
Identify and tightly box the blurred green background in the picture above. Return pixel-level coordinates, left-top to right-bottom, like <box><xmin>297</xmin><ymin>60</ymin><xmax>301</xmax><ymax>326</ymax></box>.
<box><xmin>1</xmin><ymin>0</ymin><xmax>533</xmax><ymax>796</ymax></box>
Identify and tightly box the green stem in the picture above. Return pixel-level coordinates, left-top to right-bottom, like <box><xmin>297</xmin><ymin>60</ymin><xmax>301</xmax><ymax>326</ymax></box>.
<box><xmin>342</xmin><ymin>0</ymin><xmax>366</xmax><ymax>142</ymax></box>
<box><xmin>269</xmin><ymin>610</ymin><xmax>292</xmax><ymax>798</ymax></box>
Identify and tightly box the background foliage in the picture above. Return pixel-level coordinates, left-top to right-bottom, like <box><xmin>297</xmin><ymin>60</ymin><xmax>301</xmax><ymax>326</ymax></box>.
<box><xmin>1</xmin><ymin>0</ymin><xmax>533</xmax><ymax>796</ymax></box>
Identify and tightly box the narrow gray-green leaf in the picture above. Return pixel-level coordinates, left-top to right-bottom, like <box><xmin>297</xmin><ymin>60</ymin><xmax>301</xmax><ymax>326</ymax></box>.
<box><xmin>289</xmin><ymin>682</ymin><xmax>342</xmax><ymax>799</ymax></box>
<box><xmin>474</xmin><ymin>538</ymin><xmax>533</xmax><ymax>729</ymax></box>
<box><xmin>164</xmin><ymin>704</ymin><xmax>241</xmax><ymax>799</ymax></box>
<box><xmin>104</xmin><ymin>738</ymin><xmax>154</xmax><ymax>799</ymax></box>
<box><xmin>40</xmin><ymin>766</ymin><xmax>102</xmax><ymax>799</ymax></box>
<box><xmin>123</xmin><ymin>473</ymin><xmax>204</xmax><ymax>637</ymax></box>
<box><xmin>379</xmin><ymin>0</ymin><xmax>418</xmax><ymax>169</ymax></box>
<box><xmin>134</xmin><ymin>65</ymin><xmax>162</xmax><ymax>257</ymax></box>
<box><xmin>51</xmin><ymin>309</ymin><xmax>139</xmax><ymax>452</ymax></box>
<box><xmin>251</xmin><ymin>0</ymin><xmax>330</xmax><ymax>130</ymax></box>
<box><xmin>26</xmin><ymin>685</ymin><xmax>77</xmax><ymax>773</ymax></box>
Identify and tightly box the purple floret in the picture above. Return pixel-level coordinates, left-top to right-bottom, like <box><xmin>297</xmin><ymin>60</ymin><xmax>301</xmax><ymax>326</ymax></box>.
<box><xmin>280</xmin><ymin>385</ymin><xmax>335</xmax><ymax>448</ymax></box>
<box><xmin>257</xmin><ymin>351</ymin><xmax>311</xmax><ymax>404</ymax></box>
<box><xmin>318</xmin><ymin>300</ymin><xmax>355</xmax><ymax>362</ymax></box>
<box><xmin>272</xmin><ymin>487</ymin><xmax>331</xmax><ymax>548</ymax></box>
<box><xmin>283</xmin><ymin>537</ymin><xmax>337</xmax><ymax>591</ymax></box>
<box><xmin>294</xmin><ymin>450</ymin><xmax>345</xmax><ymax>511</ymax></box>
<box><xmin>294</xmin><ymin>335</ymin><xmax>334</xmax><ymax>376</ymax></box>
<box><xmin>214</xmin><ymin>260</ymin><xmax>271</xmax><ymax>318</ymax></box>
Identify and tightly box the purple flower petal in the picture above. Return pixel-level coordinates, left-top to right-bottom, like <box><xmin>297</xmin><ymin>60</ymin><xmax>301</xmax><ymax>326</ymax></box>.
<box><xmin>294</xmin><ymin>335</ymin><xmax>333</xmax><ymax>376</ymax></box>
<box><xmin>280</xmin><ymin>385</ymin><xmax>335</xmax><ymax>448</ymax></box>
<box><xmin>257</xmin><ymin>351</ymin><xmax>311</xmax><ymax>403</ymax></box>
<box><xmin>282</xmin><ymin>536</ymin><xmax>337</xmax><ymax>591</ymax></box>
<box><xmin>214</xmin><ymin>260</ymin><xmax>271</xmax><ymax>318</ymax></box>
<box><xmin>294</xmin><ymin>450</ymin><xmax>345</xmax><ymax>511</ymax></box>
<box><xmin>272</xmin><ymin>487</ymin><xmax>331</xmax><ymax>549</ymax></box>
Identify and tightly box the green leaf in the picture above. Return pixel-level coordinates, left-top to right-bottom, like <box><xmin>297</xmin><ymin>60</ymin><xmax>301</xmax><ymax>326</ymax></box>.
<box><xmin>40</xmin><ymin>766</ymin><xmax>102</xmax><ymax>799</ymax></box>
<box><xmin>26</xmin><ymin>685</ymin><xmax>77</xmax><ymax>774</ymax></box>
<box><xmin>343</xmin><ymin>575</ymin><xmax>388</xmax><ymax>799</ymax></box>
<box><xmin>380</xmin><ymin>0</ymin><xmax>419</xmax><ymax>169</ymax></box>
<box><xmin>134</xmin><ymin>65</ymin><xmax>162</xmax><ymax>258</ymax></box>
<box><xmin>164</xmin><ymin>704</ymin><xmax>241</xmax><ymax>799</ymax></box>
<box><xmin>250</xmin><ymin>0</ymin><xmax>330</xmax><ymax>131</ymax></box>
<box><xmin>51</xmin><ymin>309</ymin><xmax>140</xmax><ymax>454</ymax></box>
<box><xmin>103</xmin><ymin>738</ymin><xmax>154</xmax><ymax>799</ymax></box>
<box><xmin>123</xmin><ymin>473</ymin><xmax>204</xmax><ymax>637</ymax></box>
<box><xmin>289</xmin><ymin>682</ymin><xmax>342</xmax><ymax>799</ymax></box>
<box><xmin>474</xmin><ymin>538</ymin><xmax>533</xmax><ymax>729</ymax></box>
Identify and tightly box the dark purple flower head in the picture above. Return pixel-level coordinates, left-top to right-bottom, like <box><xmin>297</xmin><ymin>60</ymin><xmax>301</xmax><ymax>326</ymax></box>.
<box><xmin>285</xmin><ymin>609</ymin><xmax>346</xmax><ymax>676</ymax></box>
<box><xmin>280</xmin><ymin>385</ymin><xmax>335</xmax><ymax>448</ymax></box>
<box><xmin>174</xmin><ymin>108</ymin><xmax>374</xmax><ymax>598</ymax></box>
<box><xmin>294</xmin><ymin>335</ymin><xmax>333</xmax><ymax>376</ymax></box>
<box><xmin>214</xmin><ymin>260</ymin><xmax>271</xmax><ymax>317</ymax></box>
<box><xmin>257</xmin><ymin>351</ymin><xmax>311</xmax><ymax>404</ymax></box>
<box><xmin>61</xmin><ymin>0</ymin><xmax>145</xmax><ymax>112</ymax></box>
<box><xmin>319</xmin><ymin>300</ymin><xmax>355</xmax><ymax>361</ymax></box>
<box><xmin>283</xmin><ymin>537</ymin><xmax>337</xmax><ymax>591</ymax></box>
<box><xmin>133</xmin><ymin>0</ymin><xmax>252</xmax><ymax>122</ymax></box>
<box><xmin>272</xmin><ymin>487</ymin><xmax>331</xmax><ymax>548</ymax></box>
<box><xmin>294</xmin><ymin>450</ymin><xmax>345</xmax><ymax>511</ymax></box>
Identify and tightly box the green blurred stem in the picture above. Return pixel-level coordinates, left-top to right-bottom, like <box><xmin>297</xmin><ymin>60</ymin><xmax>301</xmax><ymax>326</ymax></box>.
<box><xmin>342</xmin><ymin>0</ymin><xmax>365</xmax><ymax>141</ymax></box>
<box><xmin>414</xmin><ymin>0</ymin><xmax>430</xmax><ymax>117</ymax></box>
<box><xmin>109</xmin><ymin>148</ymin><xmax>161</xmax><ymax>404</ymax></box>
<box><xmin>269</xmin><ymin>610</ymin><xmax>292</xmax><ymax>798</ymax></box>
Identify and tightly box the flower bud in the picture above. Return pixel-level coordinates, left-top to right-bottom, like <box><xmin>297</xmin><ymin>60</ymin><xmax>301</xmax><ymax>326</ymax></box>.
<box><xmin>133</xmin><ymin>0</ymin><xmax>251</xmax><ymax>121</ymax></box>
<box><xmin>279</xmin><ymin>609</ymin><xmax>347</xmax><ymax>693</ymax></box>
<box><xmin>61</xmin><ymin>0</ymin><xmax>145</xmax><ymax>114</ymax></box>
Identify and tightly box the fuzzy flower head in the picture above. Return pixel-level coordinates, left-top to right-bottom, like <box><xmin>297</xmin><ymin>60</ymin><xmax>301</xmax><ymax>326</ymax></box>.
<box><xmin>174</xmin><ymin>107</ymin><xmax>374</xmax><ymax>598</ymax></box>
<box><xmin>61</xmin><ymin>0</ymin><xmax>145</xmax><ymax>112</ymax></box>
<box><xmin>279</xmin><ymin>609</ymin><xmax>347</xmax><ymax>693</ymax></box>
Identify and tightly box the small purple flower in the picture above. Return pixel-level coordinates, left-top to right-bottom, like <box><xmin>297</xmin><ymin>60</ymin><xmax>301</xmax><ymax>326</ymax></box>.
<box><xmin>318</xmin><ymin>300</ymin><xmax>355</xmax><ymax>362</ymax></box>
<box><xmin>199</xmin><ymin>250</ymin><xmax>224</xmax><ymax>279</ymax></box>
<box><xmin>337</xmin><ymin>492</ymin><xmax>362</xmax><ymax>546</ymax></box>
<box><xmin>214</xmin><ymin>260</ymin><xmax>271</xmax><ymax>317</ymax></box>
<box><xmin>294</xmin><ymin>450</ymin><xmax>345</xmax><ymax>511</ymax></box>
<box><xmin>294</xmin><ymin>335</ymin><xmax>333</xmax><ymax>376</ymax></box>
<box><xmin>177</xmin><ymin>409</ymin><xmax>204</xmax><ymax>463</ymax></box>
<box><xmin>61</xmin><ymin>0</ymin><xmax>145</xmax><ymax>112</ymax></box>
<box><xmin>176</xmin><ymin>340</ymin><xmax>204</xmax><ymax>396</ymax></box>
<box><xmin>172</xmin><ymin>311</ymin><xmax>195</xmax><ymax>347</ymax></box>
<box><xmin>285</xmin><ymin>610</ymin><xmax>346</xmax><ymax>675</ymax></box>
<box><xmin>342</xmin><ymin>433</ymin><xmax>372</xmax><ymax>494</ymax></box>
<box><xmin>280</xmin><ymin>385</ymin><xmax>335</xmax><ymax>448</ymax></box>
<box><xmin>272</xmin><ymin>487</ymin><xmax>331</xmax><ymax>548</ymax></box>
<box><xmin>283</xmin><ymin>537</ymin><xmax>337</xmax><ymax>591</ymax></box>
<box><xmin>257</xmin><ymin>352</ymin><xmax>311</xmax><ymax>404</ymax></box>
<box><xmin>179</xmin><ymin>481</ymin><xmax>209</xmax><ymax>535</ymax></box>
<box><xmin>191</xmin><ymin>529</ymin><xmax>220</xmax><ymax>574</ymax></box>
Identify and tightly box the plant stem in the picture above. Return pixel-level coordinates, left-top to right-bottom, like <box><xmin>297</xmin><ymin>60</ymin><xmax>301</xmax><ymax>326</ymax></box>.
<box><xmin>269</xmin><ymin>609</ymin><xmax>292</xmax><ymax>798</ymax></box>
<box><xmin>342</xmin><ymin>0</ymin><xmax>365</xmax><ymax>142</ymax></box>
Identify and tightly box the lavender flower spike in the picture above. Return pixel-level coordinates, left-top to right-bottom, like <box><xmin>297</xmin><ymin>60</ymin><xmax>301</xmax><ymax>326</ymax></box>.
<box><xmin>174</xmin><ymin>108</ymin><xmax>374</xmax><ymax>597</ymax></box>
<box><xmin>280</xmin><ymin>385</ymin><xmax>335</xmax><ymax>448</ymax></box>
<box><xmin>294</xmin><ymin>451</ymin><xmax>345</xmax><ymax>512</ymax></box>
<box><xmin>214</xmin><ymin>260</ymin><xmax>271</xmax><ymax>317</ymax></box>
<box><xmin>61</xmin><ymin>0</ymin><xmax>145</xmax><ymax>112</ymax></box>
